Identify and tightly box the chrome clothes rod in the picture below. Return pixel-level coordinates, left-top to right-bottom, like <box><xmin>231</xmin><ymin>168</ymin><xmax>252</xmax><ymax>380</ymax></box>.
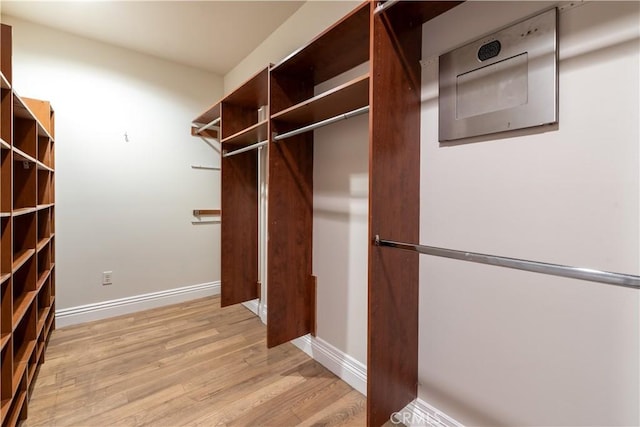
<box><xmin>191</xmin><ymin>165</ymin><xmax>220</xmax><ymax>170</ymax></box>
<box><xmin>191</xmin><ymin>220</ymin><xmax>221</xmax><ymax>225</ymax></box>
<box><xmin>194</xmin><ymin>117</ymin><xmax>220</xmax><ymax>134</ymax></box>
<box><xmin>374</xmin><ymin>0</ymin><xmax>401</xmax><ymax>15</ymax></box>
<box><xmin>273</xmin><ymin>106</ymin><xmax>369</xmax><ymax>141</ymax></box>
<box><xmin>374</xmin><ymin>235</ymin><xmax>640</xmax><ymax>290</ymax></box>
<box><xmin>223</xmin><ymin>140</ymin><xmax>268</xmax><ymax>158</ymax></box>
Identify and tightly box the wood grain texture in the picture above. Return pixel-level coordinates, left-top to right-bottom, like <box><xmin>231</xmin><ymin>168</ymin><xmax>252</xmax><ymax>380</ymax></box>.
<box><xmin>266</xmin><ymin>131</ymin><xmax>314</xmax><ymax>348</ymax></box>
<box><xmin>221</xmin><ymin>148</ymin><xmax>259</xmax><ymax>307</ymax></box>
<box><xmin>22</xmin><ymin>296</ymin><xmax>366</xmax><ymax>427</ymax></box>
<box><xmin>270</xmin><ymin>2</ymin><xmax>370</xmax><ymax>88</ymax></box>
<box><xmin>367</xmin><ymin>3</ymin><xmax>463</xmax><ymax>426</ymax></box>
<box><xmin>367</xmin><ymin>7</ymin><xmax>422</xmax><ymax>427</ymax></box>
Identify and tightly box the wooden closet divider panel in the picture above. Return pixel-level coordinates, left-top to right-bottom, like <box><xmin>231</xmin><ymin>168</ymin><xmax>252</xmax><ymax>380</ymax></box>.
<box><xmin>221</xmin><ymin>150</ymin><xmax>259</xmax><ymax>307</ymax></box>
<box><xmin>368</xmin><ymin>3</ymin><xmax>463</xmax><ymax>425</ymax></box>
<box><xmin>266</xmin><ymin>132</ymin><xmax>314</xmax><ymax>348</ymax></box>
<box><xmin>368</xmin><ymin>8</ymin><xmax>421</xmax><ymax>424</ymax></box>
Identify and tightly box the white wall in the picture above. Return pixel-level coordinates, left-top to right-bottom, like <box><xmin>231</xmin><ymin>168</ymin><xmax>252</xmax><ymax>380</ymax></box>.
<box><xmin>419</xmin><ymin>2</ymin><xmax>639</xmax><ymax>425</ymax></box>
<box><xmin>224</xmin><ymin>1</ymin><xmax>360</xmax><ymax>93</ymax></box>
<box><xmin>2</xmin><ymin>16</ymin><xmax>224</xmax><ymax>309</ymax></box>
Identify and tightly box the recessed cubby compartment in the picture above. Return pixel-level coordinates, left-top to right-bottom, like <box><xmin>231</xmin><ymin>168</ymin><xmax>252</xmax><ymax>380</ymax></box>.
<box><xmin>36</xmin><ymin>244</ymin><xmax>51</xmax><ymax>292</ymax></box>
<box><xmin>1</xmin><ymin>149</ymin><xmax>11</xmax><ymax>215</ymax></box>
<box><xmin>1</xmin><ymin>340</ymin><xmax>13</xmax><ymax>416</ymax></box>
<box><xmin>0</xmin><ymin>278</ymin><xmax>10</xmax><ymax>350</ymax></box>
<box><xmin>37</xmin><ymin>170</ymin><xmax>51</xmax><ymax>207</ymax></box>
<box><xmin>1</xmin><ymin>217</ymin><xmax>10</xmax><ymax>280</ymax></box>
<box><xmin>37</xmin><ymin>136</ymin><xmax>51</xmax><ymax>168</ymax></box>
<box><xmin>12</xmin><ymin>119</ymin><xmax>36</xmax><ymax>161</ymax></box>
<box><xmin>12</xmin><ymin>302</ymin><xmax>36</xmax><ymax>384</ymax></box>
<box><xmin>12</xmin><ymin>258</ymin><xmax>36</xmax><ymax>328</ymax></box>
<box><xmin>37</xmin><ymin>208</ymin><xmax>51</xmax><ymax>251</ymax></box>
<box><xmin>13</xmin><ymin>213</ymin><xmax>36</xmax><ymax>273</ymax></box>
<box><xmin>0</xmin><ymin>89</ymin><xmax>11</xmax><ymax>149</ymax></box>
<box><xmin>12</xmin><ymin>160</ymin><xmax>36</xmax><ymax>213</ymax></box>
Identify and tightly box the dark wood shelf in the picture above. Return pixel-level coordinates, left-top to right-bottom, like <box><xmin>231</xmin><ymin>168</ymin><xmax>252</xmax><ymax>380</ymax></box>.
<box><xmin>12</xmin><ymin>249</ymin><xmax>35</xmax><ymax>273</ymax></box>
<box><xmin>193</xmin><ymin>101</ymin><xmax>220</xmax><ymax>126</ymax></box>
<box><xmin>36</xmin><ymin>161</ymin><xmax>53</xmax><ymax>172</ymax></box>
<box><xmin>11</xmin><ymin>291</ymin><xmax>36</xmax><ymax>328</ymax></box>
<box><xmin>0</xmin><ymin>138</ymin><xmax>9</xmax><ymax>150</ymax></box>
<box><xmin>0</xmin><ymin>332</ymin><xmax>9</xmax><ymax>351</ymax></box>
<box><xmin>271</xmin><ymin>2</ymin><xmax>369</xmax><ymax>86</ymax></box>
<box><xmin>13</xmin><ymin>93</ymin><xmax>53</xmax><ymax>140</ymax></box>
<box><xmin>0</xmin><ymin>72</ymin><xmax>9</xmax><ymax>90</ymax></box>
<box><xmin>224</xmin><ymin>67</ymin><xmax>269</xmax><ymax>109</ymax></box>
<box><xmin>36</xmin><ymin>306</ymin><xmax>50</xmax><ymax>337</ymax></box>
<box><xmin>12</xmin><ymin>207</ymin><xmax>36</xmax><ymax>217</ymax></box>
<box><xmin>12</xmin><ymin>147</ymin><xmax>37</xmax><ymax>164</ymax></box>
<box><xmin>36</xmin><ymin>269</ymin><xmax>50</xmax><ymax>292</ymax></box>
<box><xmin>36</xmin><ymin>204</ymin><xmax>53</xmax><ymax>211</ymax></box>
<box><xmin>36</xmin><ymin>237</ymin><xmax>51</xmax><ymax>252</ymax></box>
<box><xmin>0</xmin><ymin>398</ymin><xmax>12</xmax><ymax>426</ymax></box>
<box><xmin>0</xmin><ymin>272</ymin><xmax>10</xmax><ymax>285</ymax></box>
<box><xmin>0</xmin><ymin>212</ymin><xmax>10</xmax><ymax>218</ymax></box>
<box><xmin>221</xmin><ymin>120</ymin><xmax>268</xmax><ymax>146</ymax></box>
<box><xmin>271</xmin><ymin>74</ymin><xmax>369</xmax><ymax>125</ymax></box>
<box><xmin>3</xmin><ymin>391</ymin><xmax>25</xmax><ymax>427</ymax></box>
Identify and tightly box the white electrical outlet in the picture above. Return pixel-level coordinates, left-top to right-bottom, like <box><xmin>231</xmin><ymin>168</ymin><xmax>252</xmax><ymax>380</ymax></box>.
<box><xmin>102</xmin><ymin>271</ymin><xmax>113</xmax><ymax>285</ymax></box>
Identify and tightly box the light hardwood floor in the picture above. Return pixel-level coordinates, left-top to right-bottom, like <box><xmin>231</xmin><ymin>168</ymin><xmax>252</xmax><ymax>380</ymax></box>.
<box><xmin>23</xmin><ymin>296</ymin><xmax>367</xmax><ymax>426</ymax></box>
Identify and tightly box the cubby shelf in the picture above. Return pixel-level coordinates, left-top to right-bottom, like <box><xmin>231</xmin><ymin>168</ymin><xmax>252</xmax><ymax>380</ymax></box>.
<box><xmin>271</xmin><ymin>74</ymin><xmax>369</xmax><ymax>126</ymax></box>
<box><xmin>0</xmin><ymin>26</ymin><xmax>55</xmax><ymax>427</ymax></box>
<box><xmin>192</xmin><ymin>101</ymin><xmax>220</xmax><ymax>139</ymax></box>
<box><xmin>0</xmin><ymin>74</ymin><xmax>9</xmax><ymax>90</ymax></box>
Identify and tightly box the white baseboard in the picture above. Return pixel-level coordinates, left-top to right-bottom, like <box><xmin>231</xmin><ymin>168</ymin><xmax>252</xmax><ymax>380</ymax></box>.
<box><xmin>55</xmin><ymin>281</ymin><xmax>220</xmax><ymax>328</ymax></box>
<box><xmin>291</xmin><ymin>334</ymin><xmax>367</xmax><ymax>396</ymax></box>
<box><xmin>242</xmin><ymin>299</ymin><xmax>259</xmax><ymax>315</ymax></box>
<box><xmin>394</xmin><ymin>398</ymin><xmax>465</xmax><ymax>427</ymax></box>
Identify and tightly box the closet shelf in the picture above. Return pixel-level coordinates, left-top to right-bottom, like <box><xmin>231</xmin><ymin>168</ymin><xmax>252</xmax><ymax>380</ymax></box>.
<box><xmin>270</xmin><ymin>2</ymin><xmax>369</xmax><ymax>86</ymax></box>
<box><xmin>36</xmin><ymin>269</ymin><xmax>51</xmax><ymax>292</ymax></box>
<box><xmin>0</xmin><ymin>272</ymin><xmax>10</xmax><ymax>285</ymax></box>
<box><xmin>13</xmin><ymin>94</ymin><xmax>54</xmax><ymax>139</ymax></box>
<box><xmin>12</xmin><ymin>207</ymin><xmax>36</xmax><ymax>217</ymax></box>
<box><xmin>221</xmin><ymin>120</ymin><xmax>268</xmax><ymax>146</ymax></box>
<box><xmin>271</xmin><ymin>74</ymin><xmax>369</xmax><ymax>125</ymax></box>
<box><xmin>0</xmin><ymin>138</ymin><xmax>10</xmax><ymax>150</ymax></box>
<box><xmin>12</xmin><ymin>291</ymin><xmax>37</xmax><ymax>328</ymax></box>
<box><xmin>12</xmin><ymin>147</ymin><xmax>37</xmax><ymax>164</ymax></box>
<box><xmin>12</xmin><ymin>249</ymin><xmax>35</xmax><ymax>273</ymax></box>
<box><xmin>36</xmin><ymin>306</ymin><xmax>51</xmax><ymax>337</ymax></box>
<box><xmin>12</xmin><ymin>341</ymin><xmax>35</xmax><ymax>386</ymax></box>
<box><xmin>193</xmin><ymin>101</ymin><xmax>221</xmax><ymax>127</ymax></box>
<box><xmin>36</xmin><ymin>161</ymin><xmax>53</xmax><ymax>172</ymax></box>
<box><xmin>36</xmin><ymin>237</ymin><xmax>51</xmax><ymax>252</ymax></box>
<box><xmin>37</xmin><ymin>204</ymin><xmax>54</xmax><ymax>211</ymax></box>
<box><xmin>224</xmin><ymin>67</ymin><xmax>269</xmax><ymax>109</ymax></box>
<box><xmin>0</xmin><ymin>212</ymin><xmax>9</xmax><ymax>218</ymax></box>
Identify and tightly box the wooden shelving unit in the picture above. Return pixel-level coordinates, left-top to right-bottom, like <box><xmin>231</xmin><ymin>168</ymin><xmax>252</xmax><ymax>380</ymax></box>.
<box><xmin>0</xmin><ymin>23</ymin><xmax>56</xmax><ymax>427</ymax></box>
<box><xmin>191</xmin><ymin>2</ymin><xmax>466</xmax><ymax>425</ymax></box>
<box><xmin>265</xmin><ymin>2</ymin><xmax>370</xmax><ymax>349</ymax></box>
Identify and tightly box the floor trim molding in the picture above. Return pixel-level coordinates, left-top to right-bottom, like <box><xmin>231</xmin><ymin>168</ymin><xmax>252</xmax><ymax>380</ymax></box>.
<box><xmin>291</xmin><ymin>334</ymin><xmax>367</xmax><ymax>396</ymax></box>
<box><xmin>56</xmin><ymin>281</ymin><xmax>220</xmax><ymax>328</ymax></box>
<box><xmin>395</xmin><ymin>398</ymin><xmax>465</xmax><ymax>427</ymax></box>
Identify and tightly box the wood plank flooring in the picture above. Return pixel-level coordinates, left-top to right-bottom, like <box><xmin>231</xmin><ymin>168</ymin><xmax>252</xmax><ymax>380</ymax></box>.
<box><xmin>23</xmin><ymin>296</ymin><xmax>366</xmax><ymax>426</ymax></box>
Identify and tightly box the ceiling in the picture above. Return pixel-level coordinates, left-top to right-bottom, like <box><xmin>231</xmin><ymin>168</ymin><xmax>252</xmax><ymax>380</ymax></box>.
<box><xmin>1</xmin><ymin>1</ymin><xmax>305</xmax><ymax>76</ymax></box>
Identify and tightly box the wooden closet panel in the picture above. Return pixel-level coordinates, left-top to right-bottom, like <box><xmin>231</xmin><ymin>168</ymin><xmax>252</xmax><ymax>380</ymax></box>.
<box><xmin>368</xmin><ymin>9</ymin><xmax>422</xmax><ymax>427</ymax></box>
<box><xmin>221</xmin><ymin>150</ymin><xmax>259</xmax><ymax>307</ymax></box>
<box><xmin>266</xmin><ymin>132</ymin><xmax>313</xmax><ymax>348</ymax></box>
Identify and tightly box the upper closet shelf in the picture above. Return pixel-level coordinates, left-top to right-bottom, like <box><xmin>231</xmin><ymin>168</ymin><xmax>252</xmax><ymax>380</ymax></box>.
<box><xmin>0</xmin><ymin>138</ymin><xmax>10</xmax><ymax>150</ymax></box>
<box><xmin>271</xmin><ymin>74</ymin><xmax>369</xmax><ymax>125</ymax></box>
<box><xmin>221</xmin><ymin>120</ymin><xmax>268</xmax><ymax>146</ymax></box>
<box><xmin>13</xmin><ymin>94</ymin><xmax>54</xmax><ymax>140</ymax></box>
<box><xmin>192</xmin><ymin>101</ymin><xmax>220</xmax><ymax>139</ymax></box>
<box><xmin>270</xmin><ymin>2</ymin><xmax>369</xmax><ymax>86</ymax></box>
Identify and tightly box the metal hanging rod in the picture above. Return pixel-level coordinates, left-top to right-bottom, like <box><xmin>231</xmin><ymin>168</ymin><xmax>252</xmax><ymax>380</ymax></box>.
<box><xmin>191</xmin><ymin>220</ymin><xmax>221</xmax><ymax>225</ymax></box>
<box><xmin>193</xmin><ymin>117</ymin><xmax>220</xmax><ymax>134</ymax></box>
<box><xmin>374</xmin><ymin>0</ymin><xmax>401</xmax><ymax>15</ymax></box>
<box><xmin>222</xmin><ymin>140</ymin><xmax>268</xmax><ymax>158</ymax></box>
<box><xmin>273</xmin><ymin>106</ymin><xmax>369</xmax><ymax>142</ymax></box>
<box><xmin>191</xmin><ymin>165</ymin><xmax>220</xmax><ymax>170</ymax></box>
<box><xmin>374</xmin><ymin>235</ymin><xmax>640</xmax><ymax>290</ymax></box>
